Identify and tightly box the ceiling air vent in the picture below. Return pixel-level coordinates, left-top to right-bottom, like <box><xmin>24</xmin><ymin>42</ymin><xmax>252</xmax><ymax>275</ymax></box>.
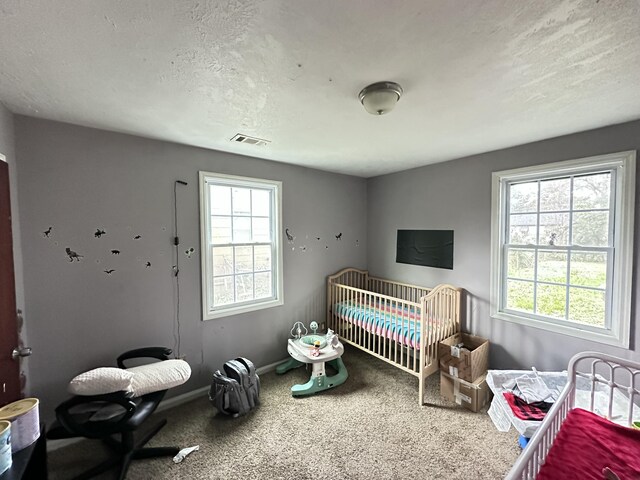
<box><xmin>230</xmin><ymin>133</ymin><xmax>270</xmax><ymax>146</ymax></box>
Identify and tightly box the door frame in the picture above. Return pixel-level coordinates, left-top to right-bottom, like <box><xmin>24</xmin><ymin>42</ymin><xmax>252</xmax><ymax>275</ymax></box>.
<box><xmin>0</xmin><ymin>152</ymin><xmax>22</xmax><ymax>405</ymax></box>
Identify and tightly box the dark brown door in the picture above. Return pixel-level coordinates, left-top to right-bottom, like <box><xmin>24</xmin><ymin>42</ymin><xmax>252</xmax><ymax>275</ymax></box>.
<box><xmin>0</xmin><ymin>159</ymin><xmax>21</xmax><ymax>405</ymax></box>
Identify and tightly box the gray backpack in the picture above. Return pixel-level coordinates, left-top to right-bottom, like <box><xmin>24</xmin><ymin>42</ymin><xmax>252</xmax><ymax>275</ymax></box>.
<box><xmin>209</xmin><ymin>357</ymin><xmax>260</xmax><ymax>417</ymax></box>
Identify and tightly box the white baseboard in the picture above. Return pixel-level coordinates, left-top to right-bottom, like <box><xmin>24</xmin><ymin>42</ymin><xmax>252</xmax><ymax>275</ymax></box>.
<box><xmin>155</xmin><ymin>385</ymin><xmax>209</xmax><ymax>413</ymax></box>
<box><xmin>256</xmin><ymin>357</ymin><xmax>289</xmax><ymax>376</ymax></box>
<box><xmin>47</xmin><ymin>357</ymin><xmax>288</xmax><ymax>452</ymax></box>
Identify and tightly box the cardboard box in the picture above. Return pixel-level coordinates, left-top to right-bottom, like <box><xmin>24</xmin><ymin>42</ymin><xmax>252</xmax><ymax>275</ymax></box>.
<box><xmin>438</xmin><ymin>332</ymin><xmax>489</xmax><ymax>383</ymax></box>
<box><xmin>440</xmin><ymin>372</ymin><xmax>491</xmax><ymax>413</ymax></box>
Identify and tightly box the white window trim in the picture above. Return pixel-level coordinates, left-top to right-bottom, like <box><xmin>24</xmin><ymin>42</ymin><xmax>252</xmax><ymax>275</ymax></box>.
<box><xmin>199</xmin><ymin>171</ymin><xmax>284</xmax><ymax>320</ymax></box>
<box><xmin>490</xmin><ymin>151</ymin><xmax>635</xmax><ymax>348</ymax></box>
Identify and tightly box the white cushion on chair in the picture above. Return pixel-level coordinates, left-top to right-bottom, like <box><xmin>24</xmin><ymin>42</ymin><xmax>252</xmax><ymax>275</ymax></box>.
<box><xmin>68</xmin><ymin>367</ymin><xmax>134</xmax><ymax>396</ymax></box>
<box><xmin>68</xmin><ymin>360</ymin><xmax>191</xmax><ymax>398</ymax></box>
<box><xmin>127</xmin><ymin>359</ymin><xmax>191</xmax><ymax>397</ymax></box>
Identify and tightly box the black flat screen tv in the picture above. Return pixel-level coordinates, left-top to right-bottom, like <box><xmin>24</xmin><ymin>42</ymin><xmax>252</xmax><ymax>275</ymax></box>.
<box><xmin>396</xmin><ymin>230</ymin><xmax>454</xmax><ymax>270</ymax></box>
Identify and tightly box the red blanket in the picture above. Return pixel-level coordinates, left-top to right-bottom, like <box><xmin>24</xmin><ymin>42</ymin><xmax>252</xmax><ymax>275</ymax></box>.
<box><xmin>537</xmin><ymin>408</ymin><xmax>640</xmax><ymax>480</ymax></box>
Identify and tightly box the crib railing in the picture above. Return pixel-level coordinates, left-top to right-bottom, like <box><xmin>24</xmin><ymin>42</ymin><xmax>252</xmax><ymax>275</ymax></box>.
<box><xmin>368</xmin><ymin>275</ymin><xmax>432</xmax><ymax>303</ymax></box>
<box><xmin>328</xmin><ymin>267</ymin><xmax>369</xmax><ymax>290</ymax></box>
<box><xmin>328</xmin><ymin>281</ymin><xmax>423</xmax><ymax>375</ymax></box>
<box><xmin>506</xmin><ymin>352</ymin><xmax>640</xmax><ymax>480</ymax></box>
<box><xmin>327</xmin><ymin>269</ymin><xmax>462</xmax><ymax>384</ymax></box>
<box><xmin>422</xmin><ymin>284</ymin><xmax>461</xmax><ymax>373</ymax></box>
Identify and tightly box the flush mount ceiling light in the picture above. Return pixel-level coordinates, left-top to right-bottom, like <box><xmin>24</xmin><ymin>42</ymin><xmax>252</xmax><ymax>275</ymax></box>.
<box><xmin>358</xmin><ymin>81</ymin><xmax>403</xmax><ymax>115</ymax></box>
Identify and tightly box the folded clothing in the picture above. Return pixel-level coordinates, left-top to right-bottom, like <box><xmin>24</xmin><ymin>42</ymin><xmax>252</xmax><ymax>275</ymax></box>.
<box><xmin>515</xmin><ymin>373</ymin><xmax>555</xmax><ymax>403</ymax></box>
<box><xmin>503</xmin><ymin>392</ymin><xmax>553</xmax><ymax>421</ymax></box>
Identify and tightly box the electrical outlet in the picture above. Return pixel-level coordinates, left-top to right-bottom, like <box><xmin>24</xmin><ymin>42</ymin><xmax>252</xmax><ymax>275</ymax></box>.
<box><xmin>321</xmin><ymin>322</ymin><xmax>326</xmax><ymax>331</ymax></box>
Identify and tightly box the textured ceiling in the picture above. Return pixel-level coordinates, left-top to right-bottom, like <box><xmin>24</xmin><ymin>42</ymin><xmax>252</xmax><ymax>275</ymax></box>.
<box><xmin>1</xmin><ymin>0</ymin><xmax>639</xmax><ymax>177</ymax></box>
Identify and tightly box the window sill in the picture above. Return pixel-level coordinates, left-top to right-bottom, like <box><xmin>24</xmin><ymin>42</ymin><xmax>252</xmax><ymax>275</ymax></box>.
<box><xmin>203</xmin><ymin>298</ymin><xmax>284</xmax><ymax>321</ymax></box>
<box><xmin>491</xmin><ymin>310</ymin><xmax>629</xmax><ymax>349</ymax></box>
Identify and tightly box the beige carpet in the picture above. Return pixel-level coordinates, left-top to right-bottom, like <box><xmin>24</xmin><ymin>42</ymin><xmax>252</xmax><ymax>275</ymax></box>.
<box><xmin>48</xmin><ymin>346</ymin><xmax>521</xmax><ymax>479</ymax></box>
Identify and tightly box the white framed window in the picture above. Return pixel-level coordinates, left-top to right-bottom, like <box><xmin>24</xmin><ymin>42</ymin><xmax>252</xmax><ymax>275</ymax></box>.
<box><xmin>490</xmin><ymin>151</ymin><xmax>635</xmax><ymax>348</ymax></box>
<box><xmin>200</xmin><ymin>171</ymin><xmax>283</xmax><ymax>320</ymax></box>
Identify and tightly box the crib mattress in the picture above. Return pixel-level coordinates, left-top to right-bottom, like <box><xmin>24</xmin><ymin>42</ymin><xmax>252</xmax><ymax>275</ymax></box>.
<box><xmin>333</xmin><ymin>300</ymin><xmax>422</xmax><ymax>348</ymax></box>
<box><xmin>536</xmin><ymin>408</ymin><xmax>640</xmax><ymax>480</ymax></box>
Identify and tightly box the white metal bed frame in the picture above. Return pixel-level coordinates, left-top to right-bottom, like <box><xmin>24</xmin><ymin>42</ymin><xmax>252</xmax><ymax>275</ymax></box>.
<box><xmin>506</xmin><ymin>351</ymin><xmax>640</xmax><ymax>480</ymax></box>
<box><xmin>326</xmin><ymin>267</ymin><xmax>461</xmax><ymax>405</ymax></box>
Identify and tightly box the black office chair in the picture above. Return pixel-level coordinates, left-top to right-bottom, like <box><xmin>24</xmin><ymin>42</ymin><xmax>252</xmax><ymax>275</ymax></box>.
<box><xmin>47</xmin><ymin>347</ymin><xmax>181</xmax><ymax>480</ymax></box>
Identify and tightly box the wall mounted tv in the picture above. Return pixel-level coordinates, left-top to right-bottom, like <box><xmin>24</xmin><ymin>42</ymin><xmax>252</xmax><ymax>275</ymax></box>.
<box><xmin>396</xmin><ymin>230</ymin><xmax>454</xmax><ymax>270</ymax></box>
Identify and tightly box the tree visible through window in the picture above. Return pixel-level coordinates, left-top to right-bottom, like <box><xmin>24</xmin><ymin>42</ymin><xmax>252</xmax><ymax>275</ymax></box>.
<box><xmin>200</xmin><ymin>172</ymin><xmax>283</xmax><ymax>320</ymax></box>
<box><xmin>490</xmin><ymin>152</ymin><xmax>635</xmax><ymax>348</ymax></box>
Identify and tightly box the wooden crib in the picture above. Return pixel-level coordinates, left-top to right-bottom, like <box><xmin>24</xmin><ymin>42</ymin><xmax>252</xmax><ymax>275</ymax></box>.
<box><xmin>326</xmin><ymin>267</ymin><xmax>462</xmax><ymax>405</ymax></box>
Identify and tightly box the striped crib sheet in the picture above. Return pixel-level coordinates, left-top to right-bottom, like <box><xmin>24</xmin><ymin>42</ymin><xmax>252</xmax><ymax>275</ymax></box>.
<box><xmin>333</xmin><ymin>299</ymin><xmax>423</xmax><ymax>348</ymax></box>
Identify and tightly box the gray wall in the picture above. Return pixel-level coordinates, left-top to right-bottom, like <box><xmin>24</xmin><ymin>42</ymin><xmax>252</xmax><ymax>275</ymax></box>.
<box><xmin>15</xmin><ymin>112</ymin><xmax>640</xmax><ymax>422</ymax></box>
<box><xmin>0</xmin><ymin>104</ymin><xmax>29</xmax><ymax>384</ymax></box>
<box><xmin>15</xmin><ymin>116</ymin><xmax>367</xmax><ymax>421</ymax></box>
<box><xmin>367</xmin><ymin>120</ymin><xmax>640</xmax><ymax>370</ymax></box>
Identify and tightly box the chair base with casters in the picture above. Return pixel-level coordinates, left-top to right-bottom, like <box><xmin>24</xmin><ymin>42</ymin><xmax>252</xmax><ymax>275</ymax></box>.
<box><xmin>47</xmin><ymin>347</ymin><xmax>184</xmax><ymax>480</ymax></box>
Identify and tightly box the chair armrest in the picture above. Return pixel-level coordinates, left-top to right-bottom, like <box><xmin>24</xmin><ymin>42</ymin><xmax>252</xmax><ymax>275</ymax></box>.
<box><xmin>55</xmin><ymin>391</ymin><xmax>137</xmax><ymax>439</ymax></box>
<box><xmin>117</xmin><ymin>347</ymin><xmax>172</xmax><ymax>368</ymax></box>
